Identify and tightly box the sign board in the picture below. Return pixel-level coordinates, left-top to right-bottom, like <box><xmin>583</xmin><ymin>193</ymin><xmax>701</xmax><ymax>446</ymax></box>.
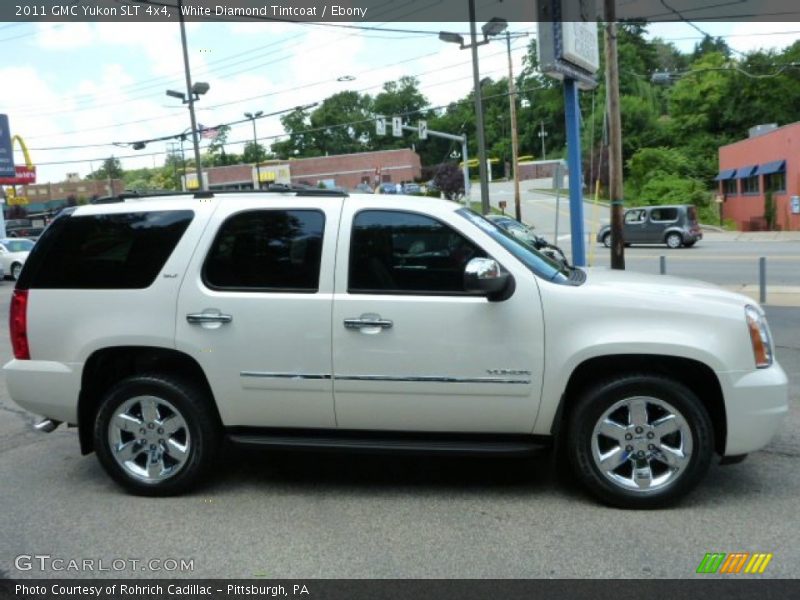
<box><xmin>375</xmin><ymin>117</ymin><xmax>386</xmax><ymax>136</ymax></box>
<box><xmin>392</xmin><ymin>117</ymin><xmax>402</xmax><ymax>138</ymax></box>
<box><xmin>5</xmin><ymin>187</ymin><xmax>28</xmax><ymax>206</ymax></box>
<box><xmin>418</xmin><ymin>120</ymin><xmax>428</xmax><ymax>140</ymax></box>
<box><xmin>0</xmin><ymin>114</ymin><xmax>15</xmax><ymax>178</ymax></box>
<box><xmin>536</xmin><ymin>0</ymin><xmax>599</xmax><ymax>89</ymax></box>
<box><xmin>791</xmin><ymin>196</ymin><xmax>800</xmax><ymax>215</ymax></box>
<box><xmin>0</xmin><ymin>165</ymin><xmax>36</xmax><ymax>186</ymax></box>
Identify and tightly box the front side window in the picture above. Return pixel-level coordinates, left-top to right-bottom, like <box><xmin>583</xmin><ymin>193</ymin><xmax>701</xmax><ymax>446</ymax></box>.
<box><xmin>203</xmin><ymin>209</ymin><xmax>324</xmax><ymax>292</ymax></box>
<box><xmin>349</xmin><ymin>210</ymin><xmax>486</xmax><ymax>294</ymax></box>
<box><xmin>625</xmin><ymin>209</ymin><xmax>646</xmax><ymax>224</ymax></box>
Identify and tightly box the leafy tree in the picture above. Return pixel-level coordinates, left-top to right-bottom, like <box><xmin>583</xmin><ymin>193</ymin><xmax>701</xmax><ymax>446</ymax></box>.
<box><xmin>432</xmin><ymin>163</ymin><xmax>464</xmax><ymax>200</ymax></box>
<box><xmin>242</xmin><ymin>141</ymin><xmax>270</xmax><ymax>164</ymax></box>
<box><xmin>88</xmin><ymin>156</ymin><xmax>123</xmax><ymax>180</ymax></box>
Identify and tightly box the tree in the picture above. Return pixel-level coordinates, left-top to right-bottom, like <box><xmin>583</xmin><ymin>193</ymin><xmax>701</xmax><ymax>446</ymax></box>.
<box><xmin>242</xmin><ymin>141</ymin><xmax>269</xmax><ymax>164</ymax></box>
<box><xmin>432</xmin><ymin>162</ymin><xmax>464</xmax><ymax>200</ymax></box>
<box><xmin>88</xmin><ymin>156</ymin><xmax>123</xmax><ymax>180</ymax></box>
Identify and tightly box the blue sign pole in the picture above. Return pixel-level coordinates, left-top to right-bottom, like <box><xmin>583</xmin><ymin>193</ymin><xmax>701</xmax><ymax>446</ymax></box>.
<box><xmin>0</xmin><ymin>114</ymin><xmax>16</xmax><ymax>178</ymax></box>
<box><xmin>563</xmin><ymin>78</ymin><xmax>586</xmax><ymax>266</ymax></box>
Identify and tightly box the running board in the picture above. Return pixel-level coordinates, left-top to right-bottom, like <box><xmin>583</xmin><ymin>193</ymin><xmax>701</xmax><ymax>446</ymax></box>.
<box><xmin>226</xmin><ymin>428</ymin><xmax>551</xmax><ymax>456</ymax></box>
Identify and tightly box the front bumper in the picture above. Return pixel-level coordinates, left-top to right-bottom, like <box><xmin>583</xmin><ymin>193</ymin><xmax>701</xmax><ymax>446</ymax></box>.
<box><xmin>720</xmin><ymin>362</ymin><xmax>788</xmax><ymax>456</ymax></box>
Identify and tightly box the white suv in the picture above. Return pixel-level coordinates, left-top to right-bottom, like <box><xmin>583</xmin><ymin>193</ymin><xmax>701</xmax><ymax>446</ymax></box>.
<box><xmin>4</xmin><ymin>191</ymin><xmax>788</xmax><ymax>508</ymax></box>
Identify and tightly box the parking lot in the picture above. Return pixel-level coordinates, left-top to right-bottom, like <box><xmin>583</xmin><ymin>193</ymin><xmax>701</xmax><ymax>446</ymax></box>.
<box><xmin>0</xmin><ymin>281</ymin><xmax>798</xmax><ymax>579</ymax></box>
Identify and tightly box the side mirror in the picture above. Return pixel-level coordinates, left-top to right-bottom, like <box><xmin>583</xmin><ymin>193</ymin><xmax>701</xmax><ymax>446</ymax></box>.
<box><xmin>464</xmin><ymin>257</ymin><xmax>515</xmax><ymax>301</ymax></box>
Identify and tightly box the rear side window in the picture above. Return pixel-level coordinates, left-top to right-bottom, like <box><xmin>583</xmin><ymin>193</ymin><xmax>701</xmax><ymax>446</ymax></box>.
<box><xmin>203</xmin><ymin>209</ymin><xmax>324</xmax><ymax>292</ymax></box>
<box><xmin>650</xmin><ymin>208</ymin><xmax>678</xmax><ymax>222</ymax></box>
<box><xmin>18</xmin><ymin>210</ymin><xmax>193</xmax><ymax>289</ymax></box>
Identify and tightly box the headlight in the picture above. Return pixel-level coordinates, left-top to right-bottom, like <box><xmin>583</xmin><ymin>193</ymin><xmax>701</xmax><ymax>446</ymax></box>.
<box><xmin>745</xmin><ymin>305</ymin><xmax>773</xmax><ymax>368</ymax></box>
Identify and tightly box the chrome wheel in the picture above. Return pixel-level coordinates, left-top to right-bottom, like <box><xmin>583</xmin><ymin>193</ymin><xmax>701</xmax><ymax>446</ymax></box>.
<box><xmin>666</xmin><ymin>233</ymin><xmax>682</xmax><ymax>249</ymax></box>
<box><xmin>108</xmin><ymin>396</ymin><xmax>190</xmax><ymax>483</ymax></box>
<box><xmin>11</xmin><ymin>263</ymin><xmax>22</xmax><ymax>280</ymax></box>
<box><xmin>591</xmin><ymin>396</ymin><xmax>692</xmax><ymax>493</ymax></box>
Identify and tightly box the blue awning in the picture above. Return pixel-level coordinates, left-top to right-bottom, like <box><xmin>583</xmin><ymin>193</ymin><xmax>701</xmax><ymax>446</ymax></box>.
<box><xmin>734</xmin><ymin>165</ymin><xmax>757</xmax><ymax>178</ymax></box>
<box><xmin>754</xmin><ymin>160</ymin><xmax>786</xmax><ymax>176</ymax></box>
<box><xmin>714</xmin><ymin>168</ymin><xmax>736</xmax><ymax>181</ymax></box>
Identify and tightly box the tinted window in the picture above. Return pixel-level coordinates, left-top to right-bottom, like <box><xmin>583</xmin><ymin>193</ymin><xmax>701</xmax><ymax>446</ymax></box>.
<box><xmin>349</xmin><ymin>210</ymin><xmax>486</xmax><ymax>294</ymax></box>
<box><xmin>203</xmin><ymin>210</ymin><xmax>324</xmax><ymax>292</ymax></box>
<box><xmin>21</xmin><ymin>211</ymin><xmax>193</xmax><ymax>289</ymax></box>
<box><xmin>650</xmin><ymin>208</ymin><xmax>678</xmax><ymax>222</ymax></box>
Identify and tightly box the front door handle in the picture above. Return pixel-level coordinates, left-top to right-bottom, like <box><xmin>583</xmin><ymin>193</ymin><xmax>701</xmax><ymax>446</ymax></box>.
<box><xmin>344</xmin><ymin>316</ymin><xmax>393</xmax><ymax>330</ymax></box>
<box><xmin>187</xmin><ymin>311</ymin><xmax>233</xmax><ymax>324</ymax></box>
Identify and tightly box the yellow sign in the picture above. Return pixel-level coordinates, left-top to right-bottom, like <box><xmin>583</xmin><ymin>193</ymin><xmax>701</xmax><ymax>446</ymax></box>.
<box><xmin>5</xmin><ymin>188</ymin><xmax>28</xmax><ymax>206</ymax></box>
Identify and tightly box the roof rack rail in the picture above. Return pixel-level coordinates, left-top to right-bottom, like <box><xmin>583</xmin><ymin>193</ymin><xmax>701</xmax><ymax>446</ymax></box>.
<box><xmin>89</xmin><ymin>187</ymin><xmax>349</xmax><ymax>204</ymax></box>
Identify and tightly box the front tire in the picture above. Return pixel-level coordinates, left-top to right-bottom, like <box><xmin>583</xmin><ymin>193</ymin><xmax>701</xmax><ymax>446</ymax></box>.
<box><xmin>567</xmin><ymin>374</ymin><xmax>713</xmax><ymax>509</ymax></box>
<box><xmin>602</xmin><ymin>232</ymin><xmax>611</xmax><ymax>248</ymax></box>
<box><xmin>10</xmin><ymin>262</ymin><xmax>22</xmax><ymax>281</ymax></box>
<box><xmin>94</xmin><ymin>374</ymin><xmax>220</xmax><ymax>496</ymax></box>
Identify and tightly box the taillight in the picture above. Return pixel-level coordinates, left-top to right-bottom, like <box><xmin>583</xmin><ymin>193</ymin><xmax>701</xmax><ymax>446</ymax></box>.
<box><xmin>10</xmin><ymin>289</ymin><xmax>30</xmax><ymax>360</ymax></box>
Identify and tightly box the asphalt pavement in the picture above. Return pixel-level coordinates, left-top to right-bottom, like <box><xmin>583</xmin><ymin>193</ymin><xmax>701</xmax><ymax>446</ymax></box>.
<box><xmin>0</xmin><ymin>278</ymin><xmax>798</xmax><ymax>579</ymax></box>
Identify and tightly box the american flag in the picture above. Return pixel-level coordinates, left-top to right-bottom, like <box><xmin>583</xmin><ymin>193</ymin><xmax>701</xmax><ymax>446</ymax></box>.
<box><xmin>198</xmin><ymin>124</ymin><xmax>220</xmax><ymax>139</ymax></box>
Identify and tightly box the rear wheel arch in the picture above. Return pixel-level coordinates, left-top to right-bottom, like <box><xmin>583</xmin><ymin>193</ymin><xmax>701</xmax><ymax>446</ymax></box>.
<box><xmin>552</xmin><ymin>354</ymin><xmax>726</xmax><ymax>456</ymax></box>
<box><xmin>78</xmin><ymin>347</ymin><xmax>219</xmax><ymax>455</ymax></box>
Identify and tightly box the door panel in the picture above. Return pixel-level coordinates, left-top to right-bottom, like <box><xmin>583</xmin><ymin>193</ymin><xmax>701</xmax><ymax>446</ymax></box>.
<box><xmin>332</xmin><ymin>206</ymin><xmax>544</xmax><ymax>433</ymax></box>
<box><xmin>175</xmin><ymin>198</ymin><xmax>341</xmax><ymax>428</ymax></box>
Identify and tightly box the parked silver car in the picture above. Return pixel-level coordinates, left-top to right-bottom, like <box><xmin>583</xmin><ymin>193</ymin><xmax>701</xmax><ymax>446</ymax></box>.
<box><xmin>596</xmin><ymin>204</ymin><xmax>703</xmax><ymax>249</ymax></box>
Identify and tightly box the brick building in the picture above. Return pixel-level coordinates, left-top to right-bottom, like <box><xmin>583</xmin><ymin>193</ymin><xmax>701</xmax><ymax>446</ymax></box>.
<box><xmin>5</xmin><ymin>176</ymin><xmax>125</xmax><ymax>219</ymax></box>
<box><xmin>716</xmin><ymin>123</ymin><xmax>800</xmax><ymax>231</ymax></box>
<box><xmin>191</xmin><ymin>148</ymin><xmax>422</xmax><ymax>192</ymax></box>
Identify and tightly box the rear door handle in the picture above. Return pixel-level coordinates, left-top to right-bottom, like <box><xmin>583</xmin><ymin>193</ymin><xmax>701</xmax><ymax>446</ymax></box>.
<box><xmin>344</xmin><ymin>316</ymin><xmax>393</xmax><ymax>330</ymax></box>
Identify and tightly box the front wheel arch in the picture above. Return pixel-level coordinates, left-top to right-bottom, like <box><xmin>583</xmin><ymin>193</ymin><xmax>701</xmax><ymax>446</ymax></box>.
<box><xmin>553</xmin><ymin>354</ymin><xmax>726</xmax><ymax>456</ymax></box>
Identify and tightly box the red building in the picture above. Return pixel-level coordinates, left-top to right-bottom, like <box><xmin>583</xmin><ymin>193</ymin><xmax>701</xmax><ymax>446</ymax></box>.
<box><xmin>194</xmin><ymin>149</ymin><xmax>422</xmax><ymax>192</ymax></box>
<box><xmin>717</xmin><ymin>123</ymin><xmax>800</xmax><ymax>231</ymax></box>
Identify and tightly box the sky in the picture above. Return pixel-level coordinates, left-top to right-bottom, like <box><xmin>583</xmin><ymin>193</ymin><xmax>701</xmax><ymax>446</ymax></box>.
<box><xmin>1</xmin><ymin>19</ymin><xmax>798</xmax><ymax>184</ymax></box>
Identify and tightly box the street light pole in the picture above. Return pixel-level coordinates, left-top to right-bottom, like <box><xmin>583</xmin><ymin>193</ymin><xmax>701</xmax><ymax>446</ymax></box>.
<box><xmin>505</xmin><ymin>31</ymin><xmax>521</xmax><ymax>222</ymax></box>
<box><xmin>604</xmin><ymin>0</ymin><xmax>625</xmax><ymax>269</ymax></box>
<box><xmin>177</xmin><ymin>0</ymin><xmax>205</xmax><ymax>191</ymax></box>
<box><xmin>468</xmin><ymin>0</ymin><xmax>490</xmax><ymax>215</ymax></box>
<box><xmin>539</xmin><ymin>121</ymin><xmax>547</xmax><ymax>160</ymax></box>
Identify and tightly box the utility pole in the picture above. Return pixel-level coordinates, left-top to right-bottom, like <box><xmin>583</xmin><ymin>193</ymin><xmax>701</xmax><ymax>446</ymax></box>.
<box><xmin>177</xmin><ymin>0</ymin><xmax>205</xmax><ymax>191</ymax></box>
<box><xmin>506</xmin><ymin>31</ymin><xmax>521</xmax><ymax>221</ymax></box>
<box><xmin>604</xmin><ymin>0</ymin><xmax>625</xmax><ymax>269</ymax></box>
<box><xmin>468</xmin><ymin>0</ymin><xmax>491</xmax><ymax>214</ymax></box>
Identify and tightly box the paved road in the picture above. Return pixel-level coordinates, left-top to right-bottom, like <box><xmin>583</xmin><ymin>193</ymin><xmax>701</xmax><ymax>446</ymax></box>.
<box><xmin>475</xmin><ymin>180</ymin><xmax>800</xmax><ymax>289</ymax></box>
<box><xmin>0</xmin><ymin>286</ymin><xmax>798</xmax><ymax>579</ymax></box>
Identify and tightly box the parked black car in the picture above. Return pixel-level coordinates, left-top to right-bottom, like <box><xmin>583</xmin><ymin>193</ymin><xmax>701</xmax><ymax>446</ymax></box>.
<box><xmin>596</xmin><ymin>204</ymin><xmax>702</xmax><ymax>249</ymax></box>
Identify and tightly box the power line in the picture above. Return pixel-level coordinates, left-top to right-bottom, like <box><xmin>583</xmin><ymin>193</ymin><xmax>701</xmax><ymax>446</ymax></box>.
<box><xmin>32</xmin><ymin>69</ymin><xmax>536</xmax><ymax>167</ymax></box>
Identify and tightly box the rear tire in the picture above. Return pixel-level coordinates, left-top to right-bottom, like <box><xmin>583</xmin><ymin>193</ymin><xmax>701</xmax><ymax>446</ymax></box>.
<box><xmin>602</xmin><ymin>232</ymin><xmax>611</xmax><ymax>248</ymax></box>
<box><xmin>94</xmin><ymin>374</ymin><xmax>221</xmax><ymax>496</ymax></box>
<box><xmin>10</xmin><ymin>262</ymin><xmax>22</xmax><ymax>281</ymax></box>
<box><xmin>666</xmin><ymin>232</ymin><xmax>683</xmax><ymax>249</ymax></box>
<box><xmin>567</xmin><ymin>374</ymin><xmax>713</xmax><ymax>509</ymax></box>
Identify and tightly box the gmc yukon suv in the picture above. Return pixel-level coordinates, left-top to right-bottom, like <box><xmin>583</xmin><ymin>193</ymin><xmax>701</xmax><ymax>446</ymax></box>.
<box><xmin>4</xmin><ymin>191</ymin><xmax>788</xmax><ymax>508</ymax></box>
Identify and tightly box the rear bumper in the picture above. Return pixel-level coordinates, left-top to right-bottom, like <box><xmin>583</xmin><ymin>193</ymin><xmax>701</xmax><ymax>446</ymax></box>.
<box><xmin>720</xmin><ymin>362</ymin><xmax>788</xmax><ymax>456</ymax></box>
<box><xmin>3</xmin><ymin>359</ymin><xmax>81</xmax><ymax>424</ymax></box>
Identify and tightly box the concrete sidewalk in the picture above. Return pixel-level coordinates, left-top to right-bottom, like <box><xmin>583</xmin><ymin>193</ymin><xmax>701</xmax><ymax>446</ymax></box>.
<box><xmin>703</xmin><ymin>230</ymin><xmax>800</xmax><ymax>242</ymax></box>
<box><xmin>721</xmin><ymin>285</ymin><xmax>800</xmax><ymax>307</ymax></box>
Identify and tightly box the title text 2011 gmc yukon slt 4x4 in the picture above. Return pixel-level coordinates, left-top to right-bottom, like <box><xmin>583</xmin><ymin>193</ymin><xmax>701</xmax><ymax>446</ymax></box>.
<box><xmin>4</xmin><ymin>191</ymin><xmax>788</xmax><ymax>508</ymax></box>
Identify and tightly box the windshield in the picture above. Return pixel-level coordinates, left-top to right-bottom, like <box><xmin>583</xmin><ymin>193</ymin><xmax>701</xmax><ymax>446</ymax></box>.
<box><xmin>458</xmin><ymin>209</ymin><xmax>570</xmax><ymax>283</ymax></box>
<box><xmin>4</xmin><ymin>239</ymin><xmax>34</xmax><ymax>252</ymax></box>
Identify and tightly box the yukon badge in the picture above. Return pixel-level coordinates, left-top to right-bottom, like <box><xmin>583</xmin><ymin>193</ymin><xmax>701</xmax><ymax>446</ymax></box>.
<box><xmin>487</xmin><ymin>369</ymin><xmax>531</xmax><ymax>376</ymax></box>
